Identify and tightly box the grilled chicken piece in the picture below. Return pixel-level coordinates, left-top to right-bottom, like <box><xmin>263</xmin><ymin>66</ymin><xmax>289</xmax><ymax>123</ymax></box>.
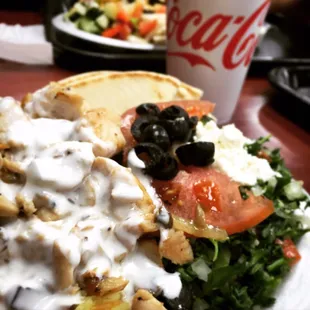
<box><xmin>32</xmin><ymin>194</ymin><xmax>61</xmax><ymax>221</ymax></box>
<box><xmin>23</xmin><ymin>82</ymin><xmax>84</xmax><ymax>120</ymax></box>
<box><xmin>82</xmin><ymin>108</ymin><xmax>125</xmax><ymax>158</ymax></box>
<box><xmin>92</xmin><ymin>157</ymin><xmax>157</xmax><ymax>234</ymax></box>
<box><xmin>132</xmin><ymin>290</ymin><xmax>167</xmax><ymax>310</ymax></box>
<box><xmin>0</xmin><ymin>97</ymin><xmax>28</xmax><ymax>149</ymax></box>
<box><xmin>159</xmin><ymin>229</ymin><xmax>194</xmax><ymax>265</ymax></box>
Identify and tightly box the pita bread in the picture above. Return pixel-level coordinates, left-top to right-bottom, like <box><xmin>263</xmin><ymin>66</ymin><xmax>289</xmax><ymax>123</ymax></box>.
<box><xmin>56</xmin><ymin>71</ymin><xmax>203</xmax><ymax>116</ymax></box>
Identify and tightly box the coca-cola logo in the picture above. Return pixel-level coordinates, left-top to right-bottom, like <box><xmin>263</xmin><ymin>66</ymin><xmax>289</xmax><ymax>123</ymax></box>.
<box><xmin>167</xmin><ymin>0</ymin><xmax>270</xmax><ymax>71</ymax></box>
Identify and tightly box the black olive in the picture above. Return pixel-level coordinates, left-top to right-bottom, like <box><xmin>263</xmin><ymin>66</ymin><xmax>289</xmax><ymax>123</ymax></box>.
<box><xmin>159</xmin><ymin>105</ymin><xmax>189</xmax><ymax>121</ymax></box>
<box><xmin>134</xmin><ymin>143</ymin><xmax>178</xmax><ymax>180</ymax></box>
<box><xmin>134</xmin><ymin>142</ymin><xmax>166</xmax><ymax>169</ymax></box>
<box><xmin>131</xmin><ymin>116</ymin><xmax>157</xmax><ymax>142</ymax></box>
<box><xmin>149</xmin><ymin>155</ymin><xmax>178</xmax><ymax>181</ymax></box>
<box><xmin>159</xmin><ymin>118</ymin><xmax>190</xmax><ymax>142</ymax></box>
<box><xmin>141</xmin><ymin>124</ymin><xmax>171</xmax><ymax>150</ymax></box>
<box><xmin>176</xmin><ymin>142</ymin><xmax>215</xmax><ymax>166</ymax></box>
<box><xmin>86</xmin><ymin>7</ymin><xmax>103</xmax><ymax>19</ymax></box>
<box><xmin>189</xmin><ymin>116</ymin><xmax>199</xmax><ymax>129</ymax></box>
<box><xmin>136</xmin><ymin>103</ymin><xmax>160</xmax><ymax>116</ymax></box>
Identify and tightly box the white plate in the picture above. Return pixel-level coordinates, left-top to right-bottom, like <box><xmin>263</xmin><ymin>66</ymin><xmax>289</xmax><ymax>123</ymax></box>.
<box><xmin>270</xmin><ymin>204</ymin><xmax>310</xmax><ymax>310</ymax></box>
<box><xmin>52</xmin><ymin>13</ymin><xmax>166</xmax><ymax>51</ymax></box>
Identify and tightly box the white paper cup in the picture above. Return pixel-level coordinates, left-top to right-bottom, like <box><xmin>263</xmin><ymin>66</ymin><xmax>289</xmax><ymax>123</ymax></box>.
<box><xmin>167</xmin><ymin>0</ymin><xmax>270</xmax><ymax>124</ymax></box>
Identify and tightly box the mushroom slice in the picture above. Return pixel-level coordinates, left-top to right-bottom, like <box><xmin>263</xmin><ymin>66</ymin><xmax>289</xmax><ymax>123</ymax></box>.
<box><xmin>16</xmin><ymin>194</ymin><xmax>36</xmax><ymax>217</ymax></box>
<box><xmin>2</xmin><ymin>158</ymin><xmax>24</xmax><ymax>175</ymax></box>
<box><xmin>95</xmin><ymin>277</ymin><xmax>129</xmax><ymax>297</ymax></box>
<box><xmin>53</xmin><ymin>241</ymin><xmax>75</xmax><ymax>290</ymax></box>
<box><xmin>0</xmin><ymin>195</ymin><xmax>19</xmax><ymax>217</ymax></box>
<box><xmin>81</xmin><ymin>108</ymin><xmax>125</xmax><ymax>158</ymax></box>
<box><xmin>32</xmin><ymin>194</ymin><xmax>61</xmax><ymax>222</ymax></box>
<box><xmin>81</xmin><ymin>272</ymin><xmax>128</xmax><ymax>297</ymax></box>
<box><xmin>132</xmin><ymin>290</ymin><xmax>167</xmax><ymax>310</ymax></box>
<box><xmin>159</xmin><ymin>229</ymin><xmax>194</xmax><ymax>265</ymax></box>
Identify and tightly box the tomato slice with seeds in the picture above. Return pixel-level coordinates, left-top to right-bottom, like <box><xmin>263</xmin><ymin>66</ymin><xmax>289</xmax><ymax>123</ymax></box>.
<box><xmin>121</xmin><ymin>101</ymin><xmax>215</xmax><ymax>155</ymax></box>
<box><xmin>193</xmin><ymin>180</ymin><xmax>222</xmax><ymax>213</ymax></box>
<box><xmin>122</xmin><ymin>101</ymin><xmax>273</xmax><ymax>236</ymax></box>
<box><xmin>153</xmin><ymin>167</ymin><xmax>274</xmax><ymax>235</ymax></box>
<box><xmin>276</xmin><ymin>238</ymin><xmax>301</xmax><ymax>265</ymax></box>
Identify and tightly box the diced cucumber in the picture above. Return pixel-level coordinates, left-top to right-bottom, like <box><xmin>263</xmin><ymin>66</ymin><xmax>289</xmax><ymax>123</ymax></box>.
<box><xmin>265</xmin><ymin>176</ymin><xmax>277</xmax><ymax>197</ymax></box>
<box><xmin>86</xmin><ymin>7</ymin><xmax>103</xmax><ymax>19</ymax></box>
<box><xmin>66</xmin><ymin>11</ymin><xmax>81</xmax><ymax>22</ymax></box>
<box><xmin>89</xmin><ymin>1</ymin><xmax>99</xmax><ymax>8</ymax></box>
<box><xmin>78</xmin><ymin>17</ymin><xmax>101</xmax><ymax>34</ymax></box>
<box><xmin>73</xmin><ymin>2</ymin><xmax>87</xmax><ymax>16</ymax></box>
<box><xmin>96</xmin><ymin>14</ymin><xmax>109</xmax><ymax>29</ymax></box>
<box><xmin>251</xmin><ymin>185</ymin><xmax>265</xmax><ymax>197</ymax></box>
<box><xmin>191</xmin><ymin>258</ymin><xmax>211</xmax><ymax>282</ymax></box>
<box><xmin>65</xmin><ymin>2</ymin><xmax>87</xmax><ymax>22</ymax></box>
<box><xmin>283</xmin><ymin>180</ymin><xmax>306</xmax><ymax>201</ymax></box>
<box><xmin>104</xmin><ymin>2</ymin><xmax>118</xmax><ymax>20</ymax></box>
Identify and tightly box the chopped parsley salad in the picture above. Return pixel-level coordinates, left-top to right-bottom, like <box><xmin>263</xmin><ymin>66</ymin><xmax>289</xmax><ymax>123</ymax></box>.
<box><xmin>64</xmin><ymin>0</ymin><xmax>166</xmax><ymax>44</ymax></box>
<box><xmin>121</xmin><ymin>101</ymin><xmax>310</xmax><ymax>310</ymax></box>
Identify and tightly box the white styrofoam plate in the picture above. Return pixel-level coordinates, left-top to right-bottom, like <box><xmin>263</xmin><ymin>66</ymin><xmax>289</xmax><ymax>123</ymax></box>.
<box><xmin>52</xmin><ymin>14</ymin><xmax>166</xmax><ymax>51</ymax></box>
<box><xmin>270</xmin><ymin>203</ymin><xmax>310</xmax><ymax>310</ymax></box>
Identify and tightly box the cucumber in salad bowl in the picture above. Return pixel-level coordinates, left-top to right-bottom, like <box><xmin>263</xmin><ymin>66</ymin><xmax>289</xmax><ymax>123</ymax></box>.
<box><xmin>63</xmin><ymin>0</ymin><xmax>167</xmax><ymax>44</ymax></box>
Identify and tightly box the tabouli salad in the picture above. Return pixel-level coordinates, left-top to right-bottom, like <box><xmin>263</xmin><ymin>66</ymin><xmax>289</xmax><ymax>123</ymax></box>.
<box><xmin>0</xmin><ymin>77</ymin><xmax>309</xmax><ymax>310</ymax></box>
<box><xmin>64</xmin><ymin>0</ymin><xmax>166</xmax><ymax>44</ymax></box>
<box><xmin>121</xmin><ymin>101</ymin><xmax>310</xmax><ymax>309</ymax></box>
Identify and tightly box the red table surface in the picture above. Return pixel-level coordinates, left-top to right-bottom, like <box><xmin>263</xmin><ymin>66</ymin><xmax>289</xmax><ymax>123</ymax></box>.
<box><xmin>0</xmin><ymin>61</ymin><xmax>309</xmax><ymax>192</ymax></box>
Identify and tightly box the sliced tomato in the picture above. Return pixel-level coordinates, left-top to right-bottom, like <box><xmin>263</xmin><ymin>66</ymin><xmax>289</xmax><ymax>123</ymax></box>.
<box><xmin>157</xmin><ymin>101</ymin><xmax>215</xmax><ymax>118</ymax></box>
<box><xmin>121</xmin><ymin>101</ymin><xmax>215</xmax><ymax>159</ymax></box>
<box><xmin>116</xmin><ymin>8</ymin><xmax>130</xmax><ymax>23</ymax></box>
<box><xmin>276</xmin><ymin>238</ymin><xmax>301</xmax><ymax>265</ymax></box>
<box><xmin>101</xmin><ymin>24</ymin><xmax>122</xmax><ymax>38</ymax></box>
<box><xmin>132</xmin><ymin>2</ymin><xmax>143</xmax><ymax>19</ymax></box>
<box><xmin>139</xmin><ymin>20</ymin><xmax>157</xmax><ymax>37</ymax></box>
<box><xmin>153</xmin><ymin>166</ymin><xmax>274</xmax><ymax>235</ymax></box>
<box><xmin>119</xmin><ymin>24</ymin><xmax>132</xmax><ymax>40</ymax></box>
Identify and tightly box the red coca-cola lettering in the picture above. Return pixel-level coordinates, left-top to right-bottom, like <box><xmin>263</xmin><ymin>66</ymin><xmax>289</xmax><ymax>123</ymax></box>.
<box><xmin>167</xmin><ymin>0</ymin><xmax>270</xmax><ymax>70</ymax></box>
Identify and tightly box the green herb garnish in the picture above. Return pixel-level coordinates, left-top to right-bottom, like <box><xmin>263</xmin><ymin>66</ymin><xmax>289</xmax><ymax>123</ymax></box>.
<box><xmin>239</xmin><ymin>185</ymin><xmax>251</xmax><ymax>200</ymax></box>
<box><xmin>201</xmin><ymin>115</ymin><xmax>213</xmax><ymax>125</ymax></box>
<box><xmin>245</xmin><ymin>135</ymin><xmax>271</xmax><ymax>156</ymax></box>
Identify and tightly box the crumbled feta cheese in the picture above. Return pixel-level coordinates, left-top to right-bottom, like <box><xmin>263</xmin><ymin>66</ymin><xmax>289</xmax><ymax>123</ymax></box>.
<box><xmin>195</xmin><ymin>121</ymin><xmax>279</xmax><ymax>186</ymax></box>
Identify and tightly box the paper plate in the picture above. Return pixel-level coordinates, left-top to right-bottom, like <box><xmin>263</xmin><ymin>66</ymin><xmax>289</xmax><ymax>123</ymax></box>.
<box><xmin>52</xmin><ymin>14</ymin><xmax>166</xmax><ymax>51</ymax></box>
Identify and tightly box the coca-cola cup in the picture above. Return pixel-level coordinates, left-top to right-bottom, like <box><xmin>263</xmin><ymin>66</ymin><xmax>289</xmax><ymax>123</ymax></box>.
<box><xmin>167</xmin><ymin>0</ymin><xmax>270</xmax><ymax>124</ymax></box>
